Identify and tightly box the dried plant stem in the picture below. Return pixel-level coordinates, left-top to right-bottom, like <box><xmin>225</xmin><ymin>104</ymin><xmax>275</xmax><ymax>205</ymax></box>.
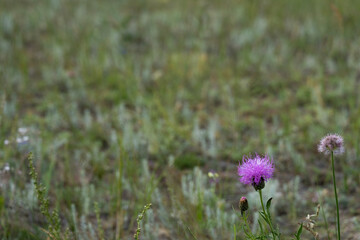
<box><xmin>331</xmin><ymin>151</ymin><xmax>341</xmax><ymax>240</ymax></box>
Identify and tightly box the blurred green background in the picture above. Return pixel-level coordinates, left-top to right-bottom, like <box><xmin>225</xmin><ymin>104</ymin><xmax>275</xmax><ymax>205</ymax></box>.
<box><xmin>1</xmin><ymin>0</ymin><xmax>360</xmax><ymax>239</ymax></box>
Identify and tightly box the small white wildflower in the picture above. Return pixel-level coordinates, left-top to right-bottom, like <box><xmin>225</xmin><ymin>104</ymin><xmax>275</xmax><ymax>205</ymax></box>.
<box><xmin>4</xmin><ymin>139</ymin><xmax>10</xmax><ymax>145</ymax></box>
<box><xmin>3</xmin><ymin>163</ymin><xmax>10</xmax><ymax>172</ymax></box>
<box><xmin>18</xmin><ymin>127</ymin><xmax>28</xmax><ymax>134</ymax></box>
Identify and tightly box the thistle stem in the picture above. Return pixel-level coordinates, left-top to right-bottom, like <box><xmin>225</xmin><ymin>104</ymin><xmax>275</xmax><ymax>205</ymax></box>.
<box><xmin>331</xmin><ymin>151</ymin><xmax>341</xmax><ymax>240</ymax></box>
<box><xmin>241</xmin><ymin>214</ymin><xmax>255</xmax><ymax>240</ymax></box>
<box><xmin>259</xmin><ymin>190</ymin><xmax>276</xmax><ymax>240</ymax></box>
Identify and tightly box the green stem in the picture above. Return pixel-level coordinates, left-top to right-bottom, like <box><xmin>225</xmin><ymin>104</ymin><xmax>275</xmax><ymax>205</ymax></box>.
<box><xmin>233</xmin><ymin>224</ymin><xmax>237</xmax><ymax>240</ymax></box>
<box><xmin>242</xmin><ymin>214</ymin><xmax>255</xmax><ymax>240</ymax></box>
<box><xmin>331</xmin><ymin>151</ymin><xmax>341</xmax><ymax>240</ymax></box>
<box><xmin>259</xmin><ymin>190</ymin><xmax>276</xmax><ymax>240</ymax></box>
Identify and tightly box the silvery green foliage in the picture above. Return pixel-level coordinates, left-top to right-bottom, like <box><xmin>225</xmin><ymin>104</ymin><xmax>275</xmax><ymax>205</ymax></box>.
<box><xmin>229</xmin><ymin>18</ymin><xmax>267</xmax><ymax>50</ymax></box>
<box><xmin>22</xmin><ymin>182</ymin><xmax>37</xmax><ymax>209</ymax></box>
<box><xmin>142</xmin><ymin>209</ymin><xmax>160</xmax><ymax>240</ymax></box>
<box><xmin>192</xmin><ymin>119</ymin><xmax>205</xmax><ymax>156</ymax></box>
<box><xmin>84</xmin><ymin>110</ymin><xmax>93</xmax><ymax>129</ymax></box>
<box><xmin>142</xmin><ymin>159</ymin><xmax>151</xmax><ymax>179</ymax></box>
<box><xmin>88</xmin><ymin>222</ymin><xmax>97</xmax><ymax>240</ymax></box>
<box><xmin>152</xmin><ymin>188</ymin><xmax>169</xmax><ymax>225</ymax></box>
<box><xmin>141</xmin><ymin>109</ymin><xmax>161</xmax><ymax>154</ymax></box>
<box><xmin>181</xmin><ymin>102</ymin><xmax>193</xmax><ymax>121</ymax></box>
<box><xmin>207</xmin><ymin>118</ymin><xmax>219</xmax><ymax>157</ymax></box>
<box><xmin>251</xmin><ymin>212</ymin><xmax>260</xmax><ymax>233</ymax></box>
<box><xmin>192</xmin><ymin>118</ymin><xmax>219</xmax><ymax>157</ymax></box>
<box><xmin>87</xmin><ymin>144</ymin><xmax>106</xmax><ymax>170</ymax></box>
<box><xmin>348</xmin><ymin>41</ymin><xmax>360</xmax><ymax>70</ymax></box>
<box><xmin>71</xmin><ymin>204</ymin><xmax>79</xmax><ymax>239</ymax></box>
<box><xmin>142</xmin><ymin>185</ymin><xmax>177</xmax><ymax>240</ymax></box>
<box><xmin>117</xmin><ymin>104</ymin><xmax>147</xmax><ymax>154</ymax></box>
<box><xmin>68</xmin><ymin>205</ymin><xmax>97</xmax><ymax>240</ymax></box>
<box><xmin>81</xmin><ymin>181</ymin><xmax>95</xmax><ymax>216</ymax></box>
<box><xmin>4</xmin><ymin>178</ymin><xmax>37</xmax><ymax>210</ymax></box>
<box><xmin>80</xmin><ymin>215</ymin><xmax>88</xmax><ymax>239</ymax></box>
<box><xmin>181</xmin><ymin>168</ymin><xmax>237</xmax><ymax>238</ymax></box>
<box><xmin>2</xmin><ymin>96</ymin><xmax>16</xmax><ymax>118</ymax></box>
<box><xmin>282</xmin><ymin>139</ymin><xmax>305</xmax><ymax>173</ymax></box>
<box><xmin>283</xmin><ymin>176</ymin><xmax>301</xmax><ymax>219</ymax></box>
<box><xmin>181</xmin><ymin>168</ymin><xmax>205</xmax><ymax>205</ymax></box>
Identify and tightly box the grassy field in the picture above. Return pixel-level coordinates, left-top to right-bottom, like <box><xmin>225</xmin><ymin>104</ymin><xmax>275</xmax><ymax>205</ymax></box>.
<box><xmin>1</xmin><ymin>0</ymin><xmax>360</xmax><ymax>239</ymax></box>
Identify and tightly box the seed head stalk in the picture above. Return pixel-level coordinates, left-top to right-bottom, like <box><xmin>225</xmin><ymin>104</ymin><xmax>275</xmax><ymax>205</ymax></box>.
<box><xmin>331</xmin><ymin>151</ymin><xmax>341</xmax><ymax>240</ymax></box>
<box><xmin>318</xmin><ymin>133</ymin><xmax>344</xmax><ymax>240</ymax></box>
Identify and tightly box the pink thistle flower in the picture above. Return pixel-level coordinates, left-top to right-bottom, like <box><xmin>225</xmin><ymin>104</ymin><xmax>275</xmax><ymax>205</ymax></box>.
<box><xmin>237</xmin><ymin>154</ymin><xmax>274</xmax><ymax>190</ymax></box>
<box><xmin>318</xmin><ymin>134</ymin><xmax>344</xmax><ymax>155</ymax></box>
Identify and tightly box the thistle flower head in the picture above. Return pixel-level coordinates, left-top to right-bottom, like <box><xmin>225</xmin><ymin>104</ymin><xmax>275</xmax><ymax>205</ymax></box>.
<box><xmin>237</xmin><ymin>154</ymin><xmax>274</xmax><ymax>191</ymax></box>
<box><xmin>239</xmin><ymin>197</ymin><xmax>249</xmax><ymax>215</ymax></box>
<box><xmin>318</xmin><ymin>134</ymin><xmax>344</xmax><ymax>155</ymax></box>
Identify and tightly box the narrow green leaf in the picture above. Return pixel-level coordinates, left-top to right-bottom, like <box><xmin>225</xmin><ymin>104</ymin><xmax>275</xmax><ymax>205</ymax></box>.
<box><xmin>233</xmin><ymin>224</ymin><xmax>237</xmax><ymax>240</ymax></box>
<box><xmin>296</xmin><ymin>223</ymin><xmax>303</xmax><ymax>239</ymax></box>
<box><xmin>259</xmin><ymin>212</ymin><xmax>269</xmax><ymax>224</ymax></box>
<box><xmin>266</xmin><ymin>197</ymin><xmax>273</xmax><ymax>211</ymax></box>
<box><xmin>258</xmin><ymin>220</ymin><xmax>264</xmax><ymax>234</ymax></box>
